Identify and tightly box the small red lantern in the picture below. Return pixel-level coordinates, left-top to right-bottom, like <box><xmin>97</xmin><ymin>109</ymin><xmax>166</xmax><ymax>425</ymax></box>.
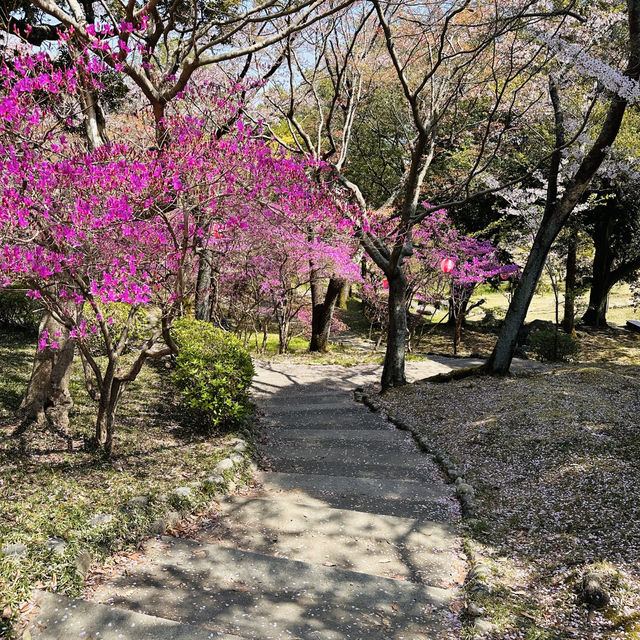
<box><xmin>440</xmin><ymin>258</ymin><xmax>455</xmax><ymax>274</ymax></box>
<box><xmin>382</xmin><ymin>279</ymin><xmax>389</xmax><ymax>289</ymax></box>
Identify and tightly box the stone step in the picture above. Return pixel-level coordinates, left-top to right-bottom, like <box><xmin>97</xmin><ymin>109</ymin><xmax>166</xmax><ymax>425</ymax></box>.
<box><xmin>259</xmin><ymin>471</ymin><xmax>457</xmax><ymax>521</ymax></box>
<box><xmin>203</xmin><ymin>496</ymin><xmax>462</xmax><ymax>587</ymax></box>
<box><xmin>260</xmin><ymin>455</ymin><xmax>441</xmax><ymax>482</ymax></box>
<box><xmin>260</xmin><ymin>440</ymin><xmax>418</xmax><ymax>461</ymax></box>
<box><xmin>93</xmin><ymin>536</ymin><xmax>454</xmax><ymax>640</ymax></box>
<box><xmin>251</xmin><ymin>384</ymin><xmax>358</xmax><ymax>401</ymax></box>
<box><xmin>263</xmin><ymin>427</ymin><xmax>407</xmax><ymax>446</ymax></box>
<box><xmin>256</xmin><ymin>392</ymin><xmax>355</xmax><ymax>407</ymax></box>
<box><xmin>263</xmin><ymin>402</ymin><xmax>364</xmax><ymax>414</ymax></box>
<box><xmin>262</xmin><ymin>411</ymin><xmax>388</xmax><ymax>430</ymax></box>
<box><xmin>30</xmin><ymin>591</ymin><xmax>243</xmax><ymax>640</ymax></box>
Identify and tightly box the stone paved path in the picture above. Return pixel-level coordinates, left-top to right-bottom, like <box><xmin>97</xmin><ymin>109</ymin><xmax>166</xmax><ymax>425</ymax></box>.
<box><xmin>29</xmin><ymin>361</ymin><xmax>471</xmax><ymax>640</ymax></box>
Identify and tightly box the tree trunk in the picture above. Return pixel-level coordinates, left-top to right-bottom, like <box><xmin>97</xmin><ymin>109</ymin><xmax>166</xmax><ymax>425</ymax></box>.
<box><xmin>381</xmin><ymin>271</ymin><xmax>408</xmax><ymax>391</ymax></box>
<box><xmin>562</xmin><ymin>235</ymin><xmax>578</xmax><ymax>334</ymax></box>
<box><xmin>337</xmin><ymin>280</ymin><xmax>350</xmax><ymax>310</ymax></box>
<box><xmin>310</xmin><ymin>278</ymin><xmax>344</xmax><ymax>352</ymax></box>
<box><xmin>275</xmin><ymin>302</ymin><xmax>290</xmax><ymax>354</ymax></box>
<box><xmin>454</xmin><ymin>309</ymin><xmax>463</xmax><ymax>355</ymax></box>
<box><xmin>448</xmin><ymin>286</ymin><xmax>471</xmax><ymax>327</ymax></box>
<box><xmin>582</xmin><ymin>219</ymin><xmax>615</xmax><ymax>327</ymax></box>
<box><xmin>195</xmin><ymin>248</ymin><xmax>213</xmax><ymax>321</ymax></box>
<box><xmin>488</xmin><ymin>216</ymin><xmax>565</xmax><ymax>374</ymax></box>
<box><xmin>582</xmin><ymin>279</ymin><xmax>613</xmax><ymax>327</ymax></box>
<box><xmin>152</xmin><ymin>101</ymin><xmax>169</xmax><ymax>148</ymax></box>
<box><xmin>95</xmin><ymin>367</ymin><xmax>122</xmax><ymax>456</ymax></box>
<box><xmin>19</xmin><ymin>313</ymin><xmax>75</xmax><ymax>437</ymax></box>
<box><xmin>78</xmin><ymin>85</ymin><xmax>108</xmax><ymax>151</ymax></box>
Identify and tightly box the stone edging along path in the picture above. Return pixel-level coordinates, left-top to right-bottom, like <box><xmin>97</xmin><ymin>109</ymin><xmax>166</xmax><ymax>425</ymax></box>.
<box><xmin>4</xmin><ymin>437</ymin><xmax>254</xmax><ymax>565</ymax></box>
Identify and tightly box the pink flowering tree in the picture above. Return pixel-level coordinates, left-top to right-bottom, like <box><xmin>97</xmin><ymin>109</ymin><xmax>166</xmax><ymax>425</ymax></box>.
<box><xmin>201</xmin><ymin>147</ymin><xmax>359</xmax><ymax>353</ymax></box>
<box><xmin>0</xmin><ymin>48</ymin><xmax>352</xmax><ymax>453</ymax></box>
<box><xmin>361</xmin><ymin>208</ymin><xmax>517</xmax><ymax>354</ymax></box>
<box><xmin>0</xmin><ymin>51</ymin><xmax>201</xmax><ymax>453</ymax></box>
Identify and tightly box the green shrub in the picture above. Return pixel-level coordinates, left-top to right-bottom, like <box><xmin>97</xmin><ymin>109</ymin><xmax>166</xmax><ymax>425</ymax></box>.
<box><xmin>172</xmin><ymin>317</ymin><xmax>254</xmax><ymax>431</ymax></box>
<box><xmin>0</xmin><ymin>286</ymin><xmax>42</xmax><ymax>333</ymax></box>
<box><xmin>527</xmin><ymin>328</ymin><xmax>580</xmax><ymax>362</ymax></box>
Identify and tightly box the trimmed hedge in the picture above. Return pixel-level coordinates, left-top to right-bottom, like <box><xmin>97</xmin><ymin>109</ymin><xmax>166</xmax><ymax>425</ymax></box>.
<box><xmin>172</xmin><ymin>317</ymin><xmax>254</xmax><ymax>431</ymax></box>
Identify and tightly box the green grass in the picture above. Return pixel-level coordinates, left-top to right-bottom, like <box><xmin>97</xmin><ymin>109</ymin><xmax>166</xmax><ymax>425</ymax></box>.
<box><xmin>0</xmin><ymin>328</ymin><xmax>254</xmax><ymax>638</ymax></box>
<box><xmin>467</xmin><ymin>282</ymin><xmax>640</xmax><ymax>327</ymax></box>
<box><xmin>340</xmin><ymin>297</ymin><xmax>371</xmax><ymax>333</ymax></box>
<box><xmin>259</xmin><ymin>334</ymin><xmax>311</xmax><ymax>355</ymax></box>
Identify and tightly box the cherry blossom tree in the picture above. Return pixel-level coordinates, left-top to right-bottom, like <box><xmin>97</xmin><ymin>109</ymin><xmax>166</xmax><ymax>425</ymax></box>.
<box><xmin>487</xmin><ymin>0</ymin><xmax>640</xmax><ymax>372</ymax></box>
<box><xmin>267</xmin><ymin>0</ymin><xmax>582</xmax><ymax>388</ymax></box>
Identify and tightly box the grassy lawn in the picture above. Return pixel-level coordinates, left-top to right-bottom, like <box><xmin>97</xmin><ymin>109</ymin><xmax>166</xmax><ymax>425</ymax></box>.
<box><xmin>376</xmin><ymin>360</ymin><xmax>640</xmax><ymax>639</ymax></box>
<box><xmin>466</xmin><ymin>283</ymin><xmax>640</xmax><ymax>327</ymax></box>
<box><xmin>0</xmin><ymin>329</ymin><xmax>253</xmax><ymax>638</ymax></box>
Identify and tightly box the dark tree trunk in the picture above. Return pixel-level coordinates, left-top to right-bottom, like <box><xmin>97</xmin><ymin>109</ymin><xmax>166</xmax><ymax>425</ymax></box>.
<box><xmin>95</xmin><ymin>369</ymin><xmax>123</xmax><ymax>457</ymax></box>
<box><xmin>381</xmin><ymin>271</ymin><xmax>408</xmax><ymax>391</ymax></box>
<box><xmin>310</xmin><ymin>278</ymin><xmax>344</xmax><ymax>352</ymax></box>
<box><xmin>152</xmin><ymin>101</ymin><xmax>169</xmax><ymax>148</ymax></box>
<box><xmin>360</xmin><ymin>257</ymin><xmax>368</xmax><ymax>281</ymax></box>
<box><xmin>582</xmin><ymin>218</ymin><xmax>615</xmax><ymax>327</ymax></box>
<box><xmin>447</xmin><ymin>298</ymin><xmax>456</xmax><ymax>326</ymax></box>
<box><xmin>195</xmin><ymin>249</ymin><xmax>213</xmax><ymax>321</ymax></box>
<box><xmin>562</xmin><ymin>235</ymin><xmax>578</xmax><ymax>334</ymax></box>
<box><xmin>488</xmin><ymin>219</ymin><xmax>565</xmax><ymax>373</ymax></box>
<box><xmin>19</xmin><ymin>313</ymin><xmax>75</xmax><ymax>436</ymax></box>
<box><xmin>582</xmin><ymin>280</ymin><xmax>613</xmax><ymax>327</ymax></box>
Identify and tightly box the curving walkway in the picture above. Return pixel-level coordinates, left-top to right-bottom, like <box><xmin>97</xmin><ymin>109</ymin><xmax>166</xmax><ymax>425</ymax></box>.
<box><xmin>30</xmin><ymin>361</ymin><xmax>472</xmax><ymax>639</ymax></box>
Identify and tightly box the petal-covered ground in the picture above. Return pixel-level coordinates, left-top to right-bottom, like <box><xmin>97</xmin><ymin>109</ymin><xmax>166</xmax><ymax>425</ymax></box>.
<box><xmin>376</xmin><ymin>364</ymin><xmax>640</xmax><ymax>639</ymax></box>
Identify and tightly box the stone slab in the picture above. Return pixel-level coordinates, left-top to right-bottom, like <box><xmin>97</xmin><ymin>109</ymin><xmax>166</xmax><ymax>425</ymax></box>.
<box><xmin>261</xmin><ymin>457</ymin><xmax>441</xmax><ymax>482</ymax></box>
<box><xmin>94</xmin><ymin>537</ymin><xmax>454</xmax><ymax>640</ymax></box>
<box><xmin>207</xmin><ymin>496</ymin><xmax>462</xmax><ymax>587</ymax></box>
<box><xmin>259</xmin><ymin>471</ymin><xmax>457</xmax><ymax>521</ymax></box>
<box><xmin>30</xmin><ymin>591</ymin><xmax>243</xmax><ymax>640</ymax></box>
<box><xmin>262</xmin><ymin>411</ymin><xmax>389</xmax><ymax>429</ymax></box>
<box><xmin>256</xmin><ymin>393</ymin><xmax>356</xmax><ymax>407</ymax></box>
<box><xmin>261</xmin><ymin>401</ymin><xmax>361</xmax><ymax>414</ymax></box>
<box><xmin>262</xmin><ymin>427</ymin><xmax>407</xmax><ymax>446</ymax></box>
